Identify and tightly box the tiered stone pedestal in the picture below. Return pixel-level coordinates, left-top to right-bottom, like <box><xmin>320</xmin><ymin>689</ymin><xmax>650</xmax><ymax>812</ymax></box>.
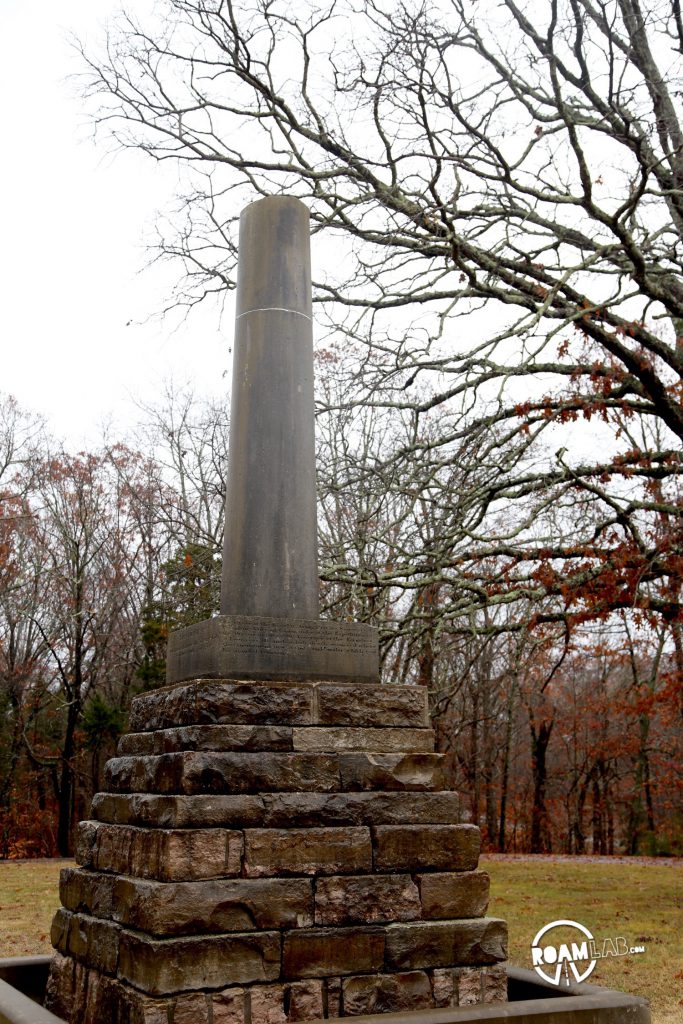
<box><xmin>46</xmin><ymin>679</ymin><xmax>507</xmax><ymax>1024</ymax></box>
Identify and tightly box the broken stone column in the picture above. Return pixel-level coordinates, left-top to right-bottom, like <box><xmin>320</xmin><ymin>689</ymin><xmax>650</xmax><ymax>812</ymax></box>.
<box><xmin>45</xmin><ymin>198</ymin><xmax>508</xmax><ymax>1024</ymax></box>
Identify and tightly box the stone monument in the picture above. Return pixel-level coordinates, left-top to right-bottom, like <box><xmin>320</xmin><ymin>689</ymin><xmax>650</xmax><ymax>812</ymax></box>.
<box><xmin>45</xmin><ymin>196</ymin><xmax>508</xmax><ymax>1024</ymax></box>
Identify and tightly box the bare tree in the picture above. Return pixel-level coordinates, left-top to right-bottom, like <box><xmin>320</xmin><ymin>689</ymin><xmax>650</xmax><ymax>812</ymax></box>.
<box><xmin>76</xmin><ymin>0</ymin><xmax>683</xmax><ymax>636</ymax></box>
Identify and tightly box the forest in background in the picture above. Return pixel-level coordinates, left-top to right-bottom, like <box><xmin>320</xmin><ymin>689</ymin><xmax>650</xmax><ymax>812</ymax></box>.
<box><xmin>3</xmin><ymin>0</ymin><xmax>683</xmax><ymax>858</ymax></box>
<box><xmin>0</xmin><ymin>376</ymin><xmax>680</xmax><ymax>860</ymax></box>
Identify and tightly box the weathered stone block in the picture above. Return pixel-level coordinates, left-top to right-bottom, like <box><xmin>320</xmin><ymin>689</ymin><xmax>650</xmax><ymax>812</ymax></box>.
<box><xmin>342</xmin><ymin>971</ymin><xmax>433</xmax><ymax>1015</ymax></box>
<box><xmin>74</xmin><ymin>820</ymin><xmax>99</xmax><ymax>867</ymax></box>
<box><xmin>118</xmin><ymin>732</ymin><xmax>155</xmax><ymax>756</ymax></box>
<box><xmin>130</xmin><ymin>680</ymin><xmax>315</xmax><ymax>732</ymax></box>
<box><xmin>326</xmin><ymin>978</ymin><xmax>342</xmax><ymax>1019</ymax></box>
<box><xmin>147</xmin><ymin>724</ymin><xmax>293</xmax><ymax>754</ymax></box>
<box><xmin>261</xmin><ymin>791</ymin><xmax>459</xmax><ymax>828</ymax></box>
<box><xmin>385</xmin><ymin>918</ymin><xmax>508</xmax><ymax>971</ymax></box>
<box><xmin>92</xmin><ymin>792</ymin><xmax>266</xmax><ymax>829</ymax></box>
<box><xmin>417</xmin><ymin>871</ymin><xmax>489</xmax><ymax>919</ymax></box>
<box><xmin>105</xmin><ymin>751</ymin><xmax>343</xmax><ymax>795</ymax></box>
<box><xmin>373</xmin><ymin>824</ymin><xmax>481</xmax><ymax>872</ymax></box>
<box><xmin>244</xmin><ymin>828</ymin><xmax>372</xmax><ymax>877</ymax></box>
<box><xmin>482</xmin><ymin>963</ymin><xmax>508</xmax><ymax>1003</ymax></box>
<box><xmin>291</xmin><ymin>727</ymin><xmax>434</xmax><ymax>753</ymax></box>
<box><xmin>50</xmin><ymin>910</ymin><xmax>120</xmax><ymax>976</ymax></box>
<box><xmin>119</xmin><ymin>725</ymin><xmax>296</xmax><ymax>756</ymax></box>
<box><xmin>60</xmin><ymin>867</ymin><xmax>115</xmax><ymax>919</ymax></box>
<box><xmin>182</xmin><ymin>751</ymin><xmax>342</xmax><ymax>794</ymax></box>
<box><xmin>128</xmin><ymin>683</ymin><xmax>198</xmax><ymax>733</ymax></box>
<box><xmin>91</xmin><ymin>788</ymin><xmax>460</xmax><ymax>831</ymax></box>
<box><xmin>456</xmin><ymin>966</ymin><xmax>484</xmax><ymax>1006</ymax></box>
<box><xmin>111</xmin><ymin>876</ymin><xmax>313</xmax><ymax>934</ymax></box>
<box><xmin>431</xmin><ymin>968</ymin><xmax>456</xmax><ymax>1007</ymax></box>
<box><xmin>316</xmin><ymin>685</ymin><xmax>429</xmax><ymax>728</ymax></box>
<box><xmin>249</xmin><ymin>983</ymin><xmax>287</xmax><ymax>1024</ymax></box>
<box><xmin>314</xmin><ymin>874</ymin><xmax>420</xmax><ymax>926</ymax></box>
<box><xmin>282</xmin><ymin>927</ymin><xmax>385</xmax><ymax>978</ymax></box>
<box><xmin>104</xmin><ymin>753</ymin><xmax>184</xmax><ymax>793</ymax></box>
<box><xmin>118</xmin><ymin>929</ymin><xmax>281</xmax><ymax>996</ymax></box>
<box><xmin>173</xmin><ymin>992</ymin><xmax>212</xmax><ymax>1024</ymax></box>
<box><xmin>212</xmin><ymin>987</ymin><xmax>246</xmax><ymax>1024</ymax></box>
<box><xmin>430</xmin><ymin>966</ymin><xmax>497</xmax><ymax>1008</ymax></box>
<box><xmin>84</xmin><ymin>821</ymin><xmax>243</xmax><ymax>881</ymax></box>
<box><xmin>287</xmin><ymin>979</ymin><xmax>324</xmax><ymax>1021</ymax></box>
<box><xmin>45</xmin><ymin>952</ymin><xmax>75</xmax><ymax>1021</ymax></box>
<box><xmin>339</xmin><ymin>753</ymin><xmax>444</xmax><ymax>791</ymax></box>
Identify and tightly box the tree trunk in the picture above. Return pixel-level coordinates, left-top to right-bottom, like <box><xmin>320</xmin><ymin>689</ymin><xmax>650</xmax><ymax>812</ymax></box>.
<box><xmin>57</xmin><ymin>701</ymin><xmax>79</xmax><ymax>856</ymax></box>
<box><xmin>530</xmin><ymin>718</ymin><xmax>554</xmax><ymax>853</ymax></box>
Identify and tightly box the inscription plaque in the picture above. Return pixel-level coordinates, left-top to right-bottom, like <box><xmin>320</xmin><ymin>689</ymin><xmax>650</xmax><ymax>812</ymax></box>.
<box><xmin>167</xmin><ymin>615</ymin><xmax>379</xmax><ymax>685</ymax></box>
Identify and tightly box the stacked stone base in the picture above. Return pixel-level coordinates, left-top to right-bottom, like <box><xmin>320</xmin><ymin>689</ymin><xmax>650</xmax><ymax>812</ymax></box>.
<box><xmin>46</xmin><ymin>679</ymin><xmax>507</xmax><ymax>1024</ymax></box>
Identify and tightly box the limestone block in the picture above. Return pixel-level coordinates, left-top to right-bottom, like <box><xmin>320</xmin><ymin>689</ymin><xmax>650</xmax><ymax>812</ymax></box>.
<box><xmin>118</xmin><ymin>929</ymin><xmax>281</xmax><ymax>996</ymax></box>
<box><xmin>92</xmin><ymin>789</ymin><xmax>460</xmax><ymax>830</ymax></box>
<box><xmin>181</xmin><ymin>751</ymin><xmax>341</xmax><ymax>794</ymax></box>
<box><xmin>74</xmin><ymin>820</ymin><xmax>99</xmax><ymax>867</ymax></box>
<box><xmin>261</xmin><ymin>791</ymin><xmax>459</xmax><ymax>828</ymax></box>
<box><xmin>326</xmin><ymin>978</ymin><xmax>342</xmax><ymax>1019</ymax></box>
<box><xmin>314</xmin><ymin>874</ymin><xmax>420</xmax><ymax>926</ymax></box>
<box><xmin>244</xmin><ymin>827</ymin><xmax>372</xmax><ymax>877</ymax></box>
<box><xmin>291</xmin><ymin>727</ymin><xmax>434</xmax><ymax>753</ymax></box>
<box><xmin>456</xmin><ymin>966</ymin><xmax>484</xmax><ymax>1006</ymax></box>
<box><xmin>44</xmin><ymin>952</ymin><xmax>75</xmax><ymax>1021</ymax></box>
<box><xmin>173</xmin><ymin>992</ymin><xmax>212</xmax><ymax>1023</ymax></box>
<box><xmin>92</xmin><ymin>792</ymin><xmax>266</xmax><ymax>829</ymax></box>
<box><xmin>315</xmin><ymin>685</ymin><xmax>429</xmax><ymax>728</ymax></box>
<box><xmin>118</xmin><ymin>732</ymin><xmax>155</xmax><ymax>755</ymax></box>
<box><xmin>249</xmin><ymin>984</ymin><xmax>287</xmax><ymax>1024</ymax></box>
<box><xmin>287</xmin><ymin>980</ymin><xmax>324</xmax><ymax>1021</ymax></box>
<box><xmin>50</xmin><ymin>910</ymin><xmax>120</xmax><ymax>976</ymax></box>
<box><xmin>385</xmin><ymin>918</ymin><xmax>508</xmax><ymax>970</ymax></box>
<box><xmin>338</xmin><ymin>753</ymin><xmax>444</xmax><ymax>791</ymax></box>
<box><xmin>212</xmin><ymin>988</ymin><xmax>246</xmax><ymax>1024</ymax></box>
<box><xmin>417</xmin><ymin>871</ymin><xmax>490</xmax><ymax>919</ymax></box>
<box><xmin>81</xmin><ymin>821</ymin><xmax>243</xmax><ymax>881</ymax></box>
<box><xmin>482</xmin><ymin>963</ymin><xmax>508</xmax><ymax>1003</ymax></box>
<box><xmin>431</xmin><ymin>968</ymin><xmax>456</xmax><ymax>1007</ymax></box>
<box><xmin>105</xmin><ymin>751</ymin><xmax>343</xmax><ymax>795</ymax></box>
<box><xmin>129</xmin><ymin>680</ymin><xmax>314</xmax><ymax>732</ymax></box>
<box><xmin>130</xmin><ymin>724</ymin><xmax>295</xmax><ymax>755</ymax></box>
<box><xmin>282</xmin><ymin>927</ymin><xmax>385</xmax><ymax>978</ymax></box>
<box><xmin>110</xmin><ymin>876</ymin><xmax>313</xmax><ymax>934</ymax></box>
<box><xmin>342</xmin><ymin>971</ymin><xmax>433</xmax><ymax>1015</ymax></box>
<box><xmin>60</xmin><ymin>867</ymin><xmax>115</xmax><ymax>919</ymax></box>
<box><xmin>128</xmin><ymin>683</ymin><xmax>195</xmax><ymax>732</ymax></box>
<box><xmin>373</xmin><ymin>824</ymin><xmax>481</xmax><ymax>872</ymax></box>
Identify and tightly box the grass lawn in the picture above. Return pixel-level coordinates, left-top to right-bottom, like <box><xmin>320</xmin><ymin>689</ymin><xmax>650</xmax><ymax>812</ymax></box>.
<box><xmin>483</xmin><ymin>855</ymin><xmax>683</xmax><ymax>1024</ymax></box>
<box><xmin>0</xmin><ymin>856</ymin><xmax>681</xmax><ymax>1022</ymax></box>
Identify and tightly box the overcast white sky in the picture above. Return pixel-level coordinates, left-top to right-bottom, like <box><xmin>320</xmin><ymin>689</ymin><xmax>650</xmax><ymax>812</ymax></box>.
<box><xmin>1</xmin><ymin>1</ymin><xmax>231</xmax><ymax>449</ymax></box>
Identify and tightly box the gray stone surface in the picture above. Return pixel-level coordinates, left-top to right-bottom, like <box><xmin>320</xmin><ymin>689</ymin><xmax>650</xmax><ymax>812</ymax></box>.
<box><xmin>243</xmin><ymin>828</ymin><xmax>372</xmax><ymax>877</ymax></box>
<box><xmin>60</xmin><ymin>868</ymin><xmax>314</xmax><ymax>935</ymax></box>
<box><xmin>166</xmin><ymin>615</ymin><xmax>379</xmax><ymax>685</ymax></box>
<box><xmin>314</xmin><ymin>874</ymin><xmax>421</xmax><ymax>926</ymax></box>
<box><xmin>221</xmin><ymin>196</ymin><xmax>318</xmax><ymax>621</ymax></box>
<box><xmin>291</xmin><ymin>727</ymin><xmax>434</xmax><ymax>753</ymax></box>
<box><xmin>91</xmin><ymin>790</ymin><xmax>460</xmax><ymax>829</ymax></box>
<box><xmin>129</xmin><ymin>680</ymin><xmax>427</xmax><ymax>733</ymax></box>
<box><xmin>118</xmin><ymin>929</ymin><xmax>281</xmax><ymax>995</ymax></box>
<box><xmin>385</xmin><ymin>918</ymin><xmax>508</xmax><ymax>970</ymax></box>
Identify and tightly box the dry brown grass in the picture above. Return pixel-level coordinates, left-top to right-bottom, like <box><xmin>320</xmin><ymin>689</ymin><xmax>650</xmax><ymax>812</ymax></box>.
<box><xmin>0</xmin><ymin>856</ymin><xmax>680</xmax><ymax>1022</ymax></box>
<box><xmin>0</xmin><ymin>858</ymin><xmax>70</xmax><ymax>958</ymax></box>
<box><xmin>484</xmin><ymin>855</ymin><xmax>683</xmax><ymax>1024</ymax></box>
